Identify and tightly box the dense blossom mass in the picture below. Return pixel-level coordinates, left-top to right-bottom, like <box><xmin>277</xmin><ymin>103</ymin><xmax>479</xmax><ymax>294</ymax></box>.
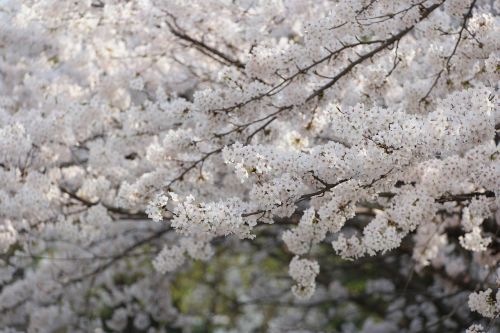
<box><xmin>0</xmin><ymin>0</ymin><xmax>499</xmax><ymax>332</ymax></box>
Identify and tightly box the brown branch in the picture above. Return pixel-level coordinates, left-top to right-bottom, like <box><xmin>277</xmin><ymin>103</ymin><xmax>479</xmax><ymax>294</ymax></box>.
<box><xmin>420</xmin><ymin>0</ymin><xmax>477</xmax><ymax>103</ymax></box>
<box><xmin>63</xmin><ymin>227</ymin><xmax>170</xmax><ymax>285</ymax></box>
<box><xmin>166</xmin><ymin>147</ymin><xmax>223</xmax><ymax>188</ymax></box>
<box><xmin>306</xmin><ymin>1</ymin><xmax>444</xmax><ymax>102</ymax></box>
<box><xmin>165</xmin><ymin>15</ymin><xmax>244</xmax><ymax>69</ymax></box>
<box><xmin>435</xmin><ymin>190</ymin><xmax>495</xmax><ymax>203</ymax></box>
<box><xmin>59</xmin><ymin>186</ymin><xmax>148</xmax><ymax>219</ymax></box>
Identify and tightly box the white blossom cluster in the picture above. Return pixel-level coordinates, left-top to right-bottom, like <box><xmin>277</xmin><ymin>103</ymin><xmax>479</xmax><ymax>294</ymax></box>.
<box><xmin>145</xmin><ymin>192</ymin><xmax>169</xmax><ymax>223</ymax></box>
<box><xmin>0</xmin><ymin>220</ymin><xmax>17</xmax><ymax>253</ymax></box>
<box><xmin>467</xmin><ymin>324</ymin><xmax>486</xmax><ymax>333</ymax></box>
<box><xmin>288</xmin><ymin>256</ymin><xmax>320</xmax><ymax>299</ymax></box>
<box><xmin>468</xmin><ymin>288</ymin><xmax>500</xmax><ymax>318</ymax></box>
<box><xmin>282</xmin><ymin>208</ymin><xmax>327</xmax><ymax>255</ymax></box>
